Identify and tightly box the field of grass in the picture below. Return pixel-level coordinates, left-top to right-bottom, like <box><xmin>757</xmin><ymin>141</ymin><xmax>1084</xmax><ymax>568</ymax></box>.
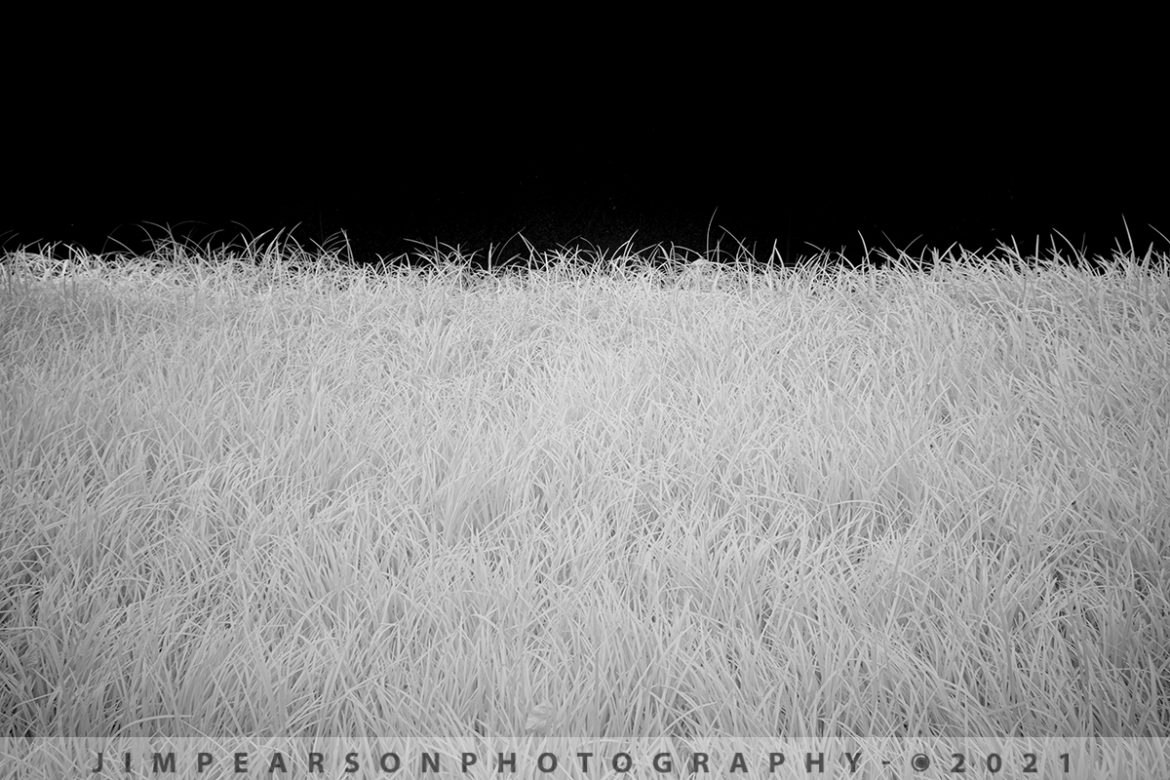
<box><xmin>1</xmin><ymin>238</ymin><xmax>1167</xmax><ymax>743</ymax></box>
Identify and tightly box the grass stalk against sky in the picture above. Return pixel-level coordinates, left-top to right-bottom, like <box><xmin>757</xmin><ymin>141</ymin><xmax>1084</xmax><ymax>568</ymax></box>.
<box><xmin>1</xmin><ymin>240</ymin><xmax>1167</xmax><ymax>741</ymax></box>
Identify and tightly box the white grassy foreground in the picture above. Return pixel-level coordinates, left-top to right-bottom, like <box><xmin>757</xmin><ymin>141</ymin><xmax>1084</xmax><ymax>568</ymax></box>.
<box><xmin>1</xmin><ymin>240</ymin><xmax>1167</xmax><ymax>741</ymax></box>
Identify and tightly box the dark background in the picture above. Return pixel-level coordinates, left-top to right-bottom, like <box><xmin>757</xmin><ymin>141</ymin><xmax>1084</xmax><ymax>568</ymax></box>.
<box><xmin>5</xmin><ymin>96</ymin><xmax>1166</xmax><ymax>272</ymax></box>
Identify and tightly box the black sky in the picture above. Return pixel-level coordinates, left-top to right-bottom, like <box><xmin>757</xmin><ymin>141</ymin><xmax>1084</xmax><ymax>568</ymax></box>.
<box><xmin>5</xmin><ymin>103</ymin><xmax>1165</xmax><ymax>268</ymax></box>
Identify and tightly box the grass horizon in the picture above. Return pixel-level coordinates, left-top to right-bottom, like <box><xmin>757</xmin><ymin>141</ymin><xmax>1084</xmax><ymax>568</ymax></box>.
<box><xmin>1</xmin><ymin>238</ymin><xmax>1167</xmax><ymax>742</ymax></box>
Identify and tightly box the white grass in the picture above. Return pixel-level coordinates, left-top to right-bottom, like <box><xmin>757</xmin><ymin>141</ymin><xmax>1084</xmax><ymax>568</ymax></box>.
<box><xmin>1</xmin><ymin>238</ymin><xmax>1168</xmax><ymax>741</ymax></box>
